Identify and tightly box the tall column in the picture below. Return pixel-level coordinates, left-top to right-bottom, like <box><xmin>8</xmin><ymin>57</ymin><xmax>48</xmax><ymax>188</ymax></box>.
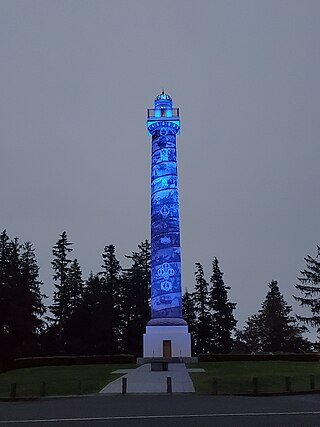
<box><xmin>148</xmin><ymin>91</ymin><xmax>183</xmax><ymax>322</ymax></box>
<box><xmin>144</xmin><ymin>91</ymin><xmax>191</xmax><ymax>358</ymax></box>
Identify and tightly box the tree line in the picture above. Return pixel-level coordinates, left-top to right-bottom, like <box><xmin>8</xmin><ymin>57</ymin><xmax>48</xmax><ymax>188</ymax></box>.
<box><xmin>1</xmin><ymin>229</ymin><xmax>319</xmax><ymax>366</ymax></box>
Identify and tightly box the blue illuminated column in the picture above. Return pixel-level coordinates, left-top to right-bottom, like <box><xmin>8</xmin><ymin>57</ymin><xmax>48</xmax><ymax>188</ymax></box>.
<box><xmin>147</xmin><ymin>91</ymin><xmax>184</xmax><ymax>323</ymax></box>
<box><xmin>144</xmin><ymin>91</ymin><xmax>191</xmax><ymax>358</ymax></box>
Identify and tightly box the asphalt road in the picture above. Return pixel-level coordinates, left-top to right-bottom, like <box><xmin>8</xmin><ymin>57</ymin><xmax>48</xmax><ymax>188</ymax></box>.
<box><xmin>0</xmin><ymin>394</ymin><xmax>319</xmax><ymax>427</ymax></box>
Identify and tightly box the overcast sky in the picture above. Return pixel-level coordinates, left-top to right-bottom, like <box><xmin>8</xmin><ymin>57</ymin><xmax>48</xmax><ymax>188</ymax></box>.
<box><xmin>1</xmin><ymin>0</ymin><xmax>319</xmax><ymax>338</ymax></box>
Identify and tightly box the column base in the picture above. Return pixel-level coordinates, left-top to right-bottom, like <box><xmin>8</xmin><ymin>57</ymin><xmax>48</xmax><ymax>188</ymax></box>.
<box><xmin>143</xmin><ymin>323</ymin><xmax>191</xmax><ymax>358</ymax></box>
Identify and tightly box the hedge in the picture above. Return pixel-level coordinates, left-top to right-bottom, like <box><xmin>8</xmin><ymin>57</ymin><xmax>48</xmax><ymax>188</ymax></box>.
<box><xmin>198</xmin><ymin>353</ymin><xmax>320</xmax><ymax>362</ymax></box>
<box><xmin>12</xmin><ymin>354</ymin><xmax>135</xmax><ymax>369</ymax></box>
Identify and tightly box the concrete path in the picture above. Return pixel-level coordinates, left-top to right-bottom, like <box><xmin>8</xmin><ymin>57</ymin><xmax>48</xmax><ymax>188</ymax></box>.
<box><xmin>100</xmin><ymin>363</ymin><xmax>195</xmax><ymax>394</ymax></box>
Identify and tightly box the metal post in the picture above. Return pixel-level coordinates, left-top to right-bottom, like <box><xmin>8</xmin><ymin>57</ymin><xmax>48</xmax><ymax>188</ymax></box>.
<box><xmin>10</xmin><ymin>383</ymin><xmax>17</xmax><ymax>399</ymax></box>
<box><xmin>40</xmin><ymin>381</ymin><xmax>46</xmax><ymax>397</ymax></box>
<box><xmin>212</xmin><ymin>378</ymin><xmax>218</xmax><ymax>395</ymax></box>
<box><xmin>167</xmin><ymin>376</ymin><xmax>172</xmax><ymax>393</ymax></box>
<box><xmin>78</xmin><ymin>380</ymin><xmax>82</xmax><ymax>395</ymax></box>
<box><xmin>122</xmin><ymin>377</ymin><xmax>127</xmax><ymax>394</ymax></box>
<box><xmin>285</xmin><ymin>376</ymin><xmax>291</xmax><ymax>392</ymax></box>
<box><xmin>310</xmin><ymin>375</ymin><xmax>315</xmax><ymax>390</ymax></box>
<box><xmin>252</xmin><ymin>377</ymin><xmax>258</xmax><ymax>395</ymax></box>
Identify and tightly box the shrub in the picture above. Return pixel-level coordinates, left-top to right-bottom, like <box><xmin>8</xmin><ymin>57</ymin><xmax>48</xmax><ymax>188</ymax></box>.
<box><xmin>198</xmin><ymin>353</ymin><xmax>320</xmax><ymax>362</ymax></box>
<box><xmin>76</xmin><ymin>354</ymin><xmax>135</xmax><ymax>365</ymax></box>
<box><xmin>12</xmin><ymin>354</ymin><xmax>135</xmax><ymax>369</ymax></box>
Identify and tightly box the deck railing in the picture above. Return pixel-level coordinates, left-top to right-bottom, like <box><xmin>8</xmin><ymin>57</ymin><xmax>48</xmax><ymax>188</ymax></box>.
<box><xmin>147</xmin><ymin>108</ymin><xmax>179</xmax><ymax>119</ymax></box>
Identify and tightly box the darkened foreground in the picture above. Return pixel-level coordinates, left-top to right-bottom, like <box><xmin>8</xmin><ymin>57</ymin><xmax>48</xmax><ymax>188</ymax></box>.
<box><xmin>1</xmin><ymin>360</ymin><xmax>320</xmax><ymax>398</ymax></box>
<box><xmin>0</xmin><ymin>394</ymin><xmax>320</xmax><ymax>427</ymax></box>
<box><xmin>189</xmin><ymin>361</ymin><xmax>320</xmax><ymax>394</ymax></box>
<box><xmin>0</xmin><ymin>363</ymin><xmax>136</xmax><ymax>398</ymax></box>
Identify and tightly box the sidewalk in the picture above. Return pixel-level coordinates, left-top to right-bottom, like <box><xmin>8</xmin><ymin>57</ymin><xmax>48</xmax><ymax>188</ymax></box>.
<box><xmin>99</xmin><ymin>363</ymin><xmax>195</xmax><ymax>394</ymax></box>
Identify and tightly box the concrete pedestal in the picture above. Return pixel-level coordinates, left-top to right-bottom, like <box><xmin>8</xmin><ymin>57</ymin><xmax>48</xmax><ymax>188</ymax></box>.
<box><xmin>143</xmin><ymin>325</ymin><xmax>191</xmax><ymax>358</ymax></box>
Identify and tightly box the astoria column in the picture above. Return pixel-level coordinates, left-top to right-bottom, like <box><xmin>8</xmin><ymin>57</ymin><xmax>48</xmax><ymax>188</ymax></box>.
<box><xmin>143</xmin><ymin>91</ymin><xmax>191</xmax><ymax>358</ymax></box>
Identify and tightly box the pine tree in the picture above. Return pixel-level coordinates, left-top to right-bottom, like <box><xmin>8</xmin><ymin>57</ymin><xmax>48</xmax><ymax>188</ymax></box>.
<box><xmin>235</xmin><ymin>314</ymin><xmax>261</xmax><ymax>353</ymax></box>
<box><xmin>0</xmin><ymin>230</ymin><xmax>11</xmax><ymax>363</ymax></box>
<box><xmin>83</xmin><ymin>273</ymin><xmax>111</xmax><ymax>354</ymax></box>
<box><xmin>17</xmin><ymin>241</ymin><xmax>46</xmax><ymax>354</ymax></box>
<box><xmin>61</xmin><ymin>272</ymin><xmax>100</xmax><ymax>355</ymax></box>
<box><xmin>0</xmin><ymin>232</ymin><xmax>46</xmax><ymax>364</ymax></box>
<box><xmin>49</xmin><ymin>252</ymin><xmax>120</xmax><ymax>356</ymax></box>
<box><xmin>50</xmin><ymin>231</ymin><xmax>73</xmax><ymax>349</ymax></box>
<box><xmin>62</xmin><ymin>258</ymin><xmax>85</xmax><ymax>353</ymax></box>
<box><xmin>68</xmin><ymin>258</ymin><xmax>84</xmax><ymax>312</ymax></box>
<box><xmin>182</xmin><ymin>289</ymin><xmax>196</xmax><ymax>352</ymax></box>
<box><xmin>209</xmin><ymin>258</ymin><xmax>237</xmax><ymax>353</ymax></box>
<box><xmin>193</xmin><ymin>262</ymin><xmax>211</xmax><ymax>354</ymax></box>
<box><xmin>294</xmin><ymin>245</ymin><xmax>320</xmax><ymax>335</ymax></box>
<box><xmin>100</xmin><ymin>244</ymin><xmax>123</xmax><ymax>354</ymax></box>
<box><xmin>238</xmin><ymin>280</ymin><xmax>310</xmax><ymax>352</ymax></box>
<box><xmin>4</xmin><ymin>237</ymin><xmax>25</xmax><ymax>360</ymax></box>
<box><xmin>182</xmin><ymin>289</ymin><xmax>196</xmax><ymax>331</ymax></box>
<box><xmin>122</xmin><ymin>240</ymin><xmax>151</xmax><ymax>355</ymax></box>
<box><xmin>0</xmin><ymin>232</ymin><xmax>20</xmax><ymax>363</ymax></box>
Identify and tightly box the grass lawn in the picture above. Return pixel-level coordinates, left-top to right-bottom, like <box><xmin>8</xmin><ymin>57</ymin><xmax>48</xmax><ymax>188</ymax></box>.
<box><xmin>189</xmin><ymin>361</ymin><xmax>320</xmax><ymax>395</ymax></box>
<box><xmin>0</xmin><ymin>364</ymin><xmax>136</xmax><ymax>398</ymax></box>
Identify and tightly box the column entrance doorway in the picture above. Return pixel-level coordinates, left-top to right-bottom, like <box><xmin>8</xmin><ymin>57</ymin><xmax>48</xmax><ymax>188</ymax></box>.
<box><xmin>163</xmin><ymin>340</ymin><xmax>172</xmax><ymax>358</ymax></box>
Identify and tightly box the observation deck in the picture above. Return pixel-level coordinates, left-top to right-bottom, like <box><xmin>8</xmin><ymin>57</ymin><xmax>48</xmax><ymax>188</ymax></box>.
<box><xmin>147</xmin><ymin>107</ymin><xmax>180</xmax><ymax>136</ymax></box>
<box><xmin>147</xmin><ymin>108</ymin><xmax>179</xmax><ymax>119</ymax></box>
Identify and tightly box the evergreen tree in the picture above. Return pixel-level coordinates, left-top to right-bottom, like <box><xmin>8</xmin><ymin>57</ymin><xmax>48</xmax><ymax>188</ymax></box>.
<box><xmin>294</xmin><ymin>246</ymin><xmax>320</xmax><ymax>336</ymax></box>
<box><xmin>0</xmin><ymin>230</ymin><xmax>11</xmax><ymax>363</ymax></box>
<box><xmin>55</xmin><ymin>263</ymin><xmax>118</xmax><ymax>356</ymax></box>
<box><xmin>68</xmin><ymin>258</ymin><xmax>84</xmax><ymax>312</ymax></box>
<box><xmin>182</xmin><ymin>289</ymin><xmax>196</xmax><ymax>352</ymax></box>
<box><xmin>209</xmin><ymin>258</ymin><xmax>237</xmax><ymax>353</ymax></box>
<box><xmin>193</xmin><ymin>262</ymin><xmax>211</xmax><ymax>354</ymax></box>
<box><xmin>100</xmin><ymin>244</ymin><xmax>123</xmax><ymax>354</ymax></box>
<box><xmin>0</xmin><ymin>231</ymin><xmax>46</xmax><ymax>364</ymax></box>
<box><xmin>4</xmin><ymin>238</ymin><xmax>25</xmax><ymax>360</ymax></box>
<box><xmin>84</xmin><ymin>273</ymin><xmax>112</xmax><ymax>354</ymax></box>
<box><xmin>63</xmin><ymin>258</ymin><xmax>85</xmax><ymax>353</ymax></box>
<box><xmin>50</xmin><ymin>231</ymin><xmax>73</xmax><ymax>349</ymax></box>
<box><xmin>122</xmin><ymin>240</ymin><xmax>151</xmax><ymax>355</ymax></box>
<box><xmin>0</xmin><ymin>232</ymin><xmax>20</xmax><ymax>363</ymax></box>
<box><xmin>182</xmin><ymin>289</ymin><xmax>196</xmax><ymax>331</ymax></box>
<box><xmin>238</xmin><ymin>280</ymin><xmax>310</xmax><ymax>352</ymax></box>
<box><xmin>64</xmin><ymin>273</ymin><xmax>104</xmax><ymax>355</ymax></box>
<box><xmin>235</xmin><ymin>314</ymin><xmax>261</xmax><ymax>353</ymax></box>
<box><xmin>17</xmin><ymin>242</ymin><xmax>46</xmax><ymax>354</ymax></box>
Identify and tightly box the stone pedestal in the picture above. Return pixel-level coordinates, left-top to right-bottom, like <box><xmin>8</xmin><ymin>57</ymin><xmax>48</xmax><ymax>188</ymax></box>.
<box><xmin>143</xmin><ymin>324</ymin><xmax>191</xmax><ymax>358</ymax></box>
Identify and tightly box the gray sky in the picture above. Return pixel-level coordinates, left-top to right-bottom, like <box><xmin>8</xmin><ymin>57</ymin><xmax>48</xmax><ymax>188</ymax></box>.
<box><xmin>1</xmin><ymin>0</ymin><xmax>320</xmax><ymax>338</ymax></box>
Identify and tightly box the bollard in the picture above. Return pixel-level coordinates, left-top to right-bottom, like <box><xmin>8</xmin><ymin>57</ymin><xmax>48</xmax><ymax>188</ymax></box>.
<box><xmin>122</xmin><ymin>377</ymin><xmax>127</xmax><ymax>394</ymax></box>
<box><xmin>252</xmin><ymin>377</ymin><xmax>258</xmax><ymax>395</ymax></box>
<box><xmin>310</xmin><ymin>375</ymin><xmax>315</xmax><ymax>390</ymax></box>
<box><xmin>40</xmin><ymin>381</ymin><xmax>46</xmax><ymax>397</ymax></box>
<box><xmin>10</xmin><ymin>383</ymin><xmax>17</xmax><ymax>399</ymax></box>
<box><xmin>285</xmin><ymin>376</ymin><xmax>291</xmax><ymax>392</ymax></box>
<box><xmin>162</xmin><ymin>361</ymin><xmax>168</xmax><ymax>371</ymax></box>
<box><xmin>166</xmin><ymin>376</ymin><xmax>172</xmax><ymax>393</ymax></box>
<box><xmin>212</xmin><ymin>378</ymin><xmax>218</xmax><ymax>395</ymax></box>
<box><xmin>78</xmin><ymin>380</ymin><xmax>82</xmax><ymax>395</ymax></box>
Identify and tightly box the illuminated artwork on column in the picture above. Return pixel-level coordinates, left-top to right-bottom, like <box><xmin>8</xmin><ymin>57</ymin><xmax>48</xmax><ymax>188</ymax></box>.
<box><xmin>147</xmin><ymin>92</ymin><xmax>182</xmax><ymax>319</ymax></box>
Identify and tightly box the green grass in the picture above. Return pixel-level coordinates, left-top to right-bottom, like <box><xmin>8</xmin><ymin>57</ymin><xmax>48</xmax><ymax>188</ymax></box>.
<box><xmin>2</xmin><ymin>361</ymin><xmax>319</xmax><ymax>397</ymax></box>
<box><xmin>189</xmin><ymin>361</ymin><xmax>320</xmax><ymax>395</ymax></box>
<box><xmin>0</xmin><ymin>364</ymin><xmax>136</xmax><ymax>398</ymax></box>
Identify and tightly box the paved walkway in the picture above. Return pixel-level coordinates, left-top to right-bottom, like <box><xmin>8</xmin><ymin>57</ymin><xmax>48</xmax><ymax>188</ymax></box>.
<box><xmin>99</xmin><ymin>363</ymin><xmax>195</xmax><ymax>394</ymax></box>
